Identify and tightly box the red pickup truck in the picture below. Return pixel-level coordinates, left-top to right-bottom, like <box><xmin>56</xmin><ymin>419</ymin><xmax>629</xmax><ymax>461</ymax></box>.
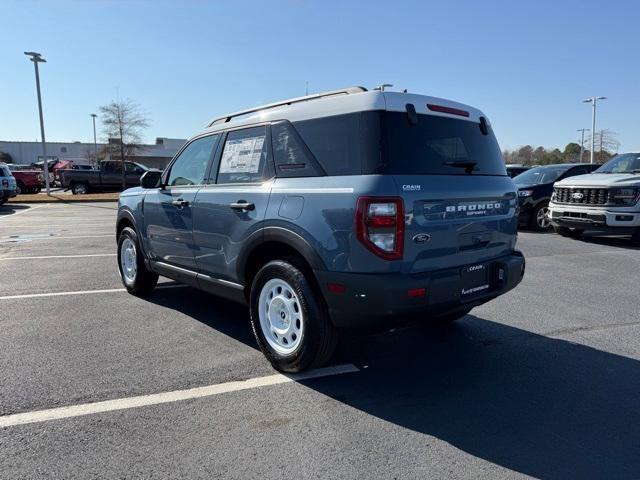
<box><xmin>7</xmin><ymin>165</ymin><xmax>44</xmax><ymax>194</ymax></box>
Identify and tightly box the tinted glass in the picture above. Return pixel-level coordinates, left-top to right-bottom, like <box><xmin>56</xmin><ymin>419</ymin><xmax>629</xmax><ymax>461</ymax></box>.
<box><xmin>217</xmin><ymin>126</ymin><xmax>271</xmax><ymax>184</ymax></box>
<box><xmin>293</xmin><ymin>113</ymin><xmax>362</xmax><ymax>176</ymax></box>
<box><xmin>383</xmin><ymin>112</ymin><xmax>506</xmax><ymax>175</ymax></box>
<box><xmin>514</xmin><ymin>165</ymin><xmax>571</xmax><ymax>185</ymax></box>
<box><xmin>272</xmin><ymin>121</ymin><xmax>324</xmax><ymax>178</ymax></box>
<box><xmin>168</xmin><ymin>134</ymin><xmax>219</xmax><ymax>186</ymax></box>
<box><xmin>0</xmin><ymin>166</ymin><xmax>10</xmax><ymax>176</ymax></box>
<box><xmin>595</xmin><ymin>153</ymin><xmax>640</xmax><ymax>173</ymax></box>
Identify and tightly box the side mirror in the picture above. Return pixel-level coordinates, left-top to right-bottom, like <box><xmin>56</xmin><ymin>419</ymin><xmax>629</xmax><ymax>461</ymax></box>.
<box><xmin>140</xmin><ymin>170</ymin><xmax>162</xmax><ymax>189</ymax></box>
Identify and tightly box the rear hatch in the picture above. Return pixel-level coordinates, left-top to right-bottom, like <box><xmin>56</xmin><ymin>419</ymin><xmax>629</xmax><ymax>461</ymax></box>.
<box><xmin>381</xmin><ymin>110</ymin><xmax>517</xmax><ymax>273</ymax></box>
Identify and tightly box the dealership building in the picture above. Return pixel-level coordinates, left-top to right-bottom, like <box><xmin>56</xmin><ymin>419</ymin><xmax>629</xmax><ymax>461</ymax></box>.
<box><xmin>0</xmin><ymin>137</ymin><xmax>186</xmax><ymax>170</ymax></box>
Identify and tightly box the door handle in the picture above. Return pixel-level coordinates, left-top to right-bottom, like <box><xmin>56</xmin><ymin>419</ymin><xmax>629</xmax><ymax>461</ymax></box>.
<box><xmin>171</xmin><ymin>199</ymin><xmax>190</xmax><ymax>208</ymax></box>
<box><xmin>230</xmin><ymin>201</ymin><xmax>255</xmax><ymax>211</ymax></box>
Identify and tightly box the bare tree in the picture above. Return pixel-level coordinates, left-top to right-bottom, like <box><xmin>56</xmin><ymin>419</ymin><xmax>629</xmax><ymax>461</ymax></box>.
<box><xmin>587</xmin><ymin>129</ymin><xmax>620</xmax><ymax>163</ymax></box>
<box><xmin>99</xmin><ymin>99</ymin><xmax>149</xmax><ymax>190</ymax></box>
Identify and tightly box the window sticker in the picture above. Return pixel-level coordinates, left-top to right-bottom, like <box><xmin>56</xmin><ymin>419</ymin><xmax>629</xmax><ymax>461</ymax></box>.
<box><xmin>219</xmin><ymin>135</ymin><xmax>265</xmax><ymax>174</ymax></box>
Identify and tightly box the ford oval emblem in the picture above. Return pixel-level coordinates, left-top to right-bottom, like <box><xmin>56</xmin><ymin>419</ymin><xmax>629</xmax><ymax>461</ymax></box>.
<box><xmin>412</xmin><ymin>233</ymin><xmax>431</xmax><ymax>243</ymax></box>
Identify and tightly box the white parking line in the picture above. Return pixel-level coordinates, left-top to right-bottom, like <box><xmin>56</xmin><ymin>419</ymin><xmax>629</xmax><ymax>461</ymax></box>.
<box><xmin>0</xmin><ymin>253</ymin><xmax>117</xmax><ymax>261</ymax></box>
<box><xmin>0</xmin><ymin>284</ymin><xmax>186</xmax><ymax>300</ymax></box>
<box><xmin>0</xmin><ymin>364</ymin><xmax>359</xmax><ymax>428</ymax></box>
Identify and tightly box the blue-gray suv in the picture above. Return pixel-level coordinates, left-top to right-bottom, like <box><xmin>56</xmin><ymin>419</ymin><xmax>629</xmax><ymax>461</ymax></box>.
<box><xmin>116</xmin><ymin>86</ymin><xmax>525</xmax><ymax>372</ymax></box>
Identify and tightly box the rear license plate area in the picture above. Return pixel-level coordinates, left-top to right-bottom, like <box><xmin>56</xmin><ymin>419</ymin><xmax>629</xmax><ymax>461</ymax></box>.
<box><xmin>460</xmin><ymin>264</ymin><xmax>489</xmax><ymax>296</ymax></box>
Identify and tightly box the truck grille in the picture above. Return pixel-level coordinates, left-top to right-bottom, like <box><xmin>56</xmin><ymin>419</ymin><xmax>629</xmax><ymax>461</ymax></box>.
<box><xmin>554</xmin><ymin>187</ymin><xmax>610</xmax><ymax>206</ymax></box>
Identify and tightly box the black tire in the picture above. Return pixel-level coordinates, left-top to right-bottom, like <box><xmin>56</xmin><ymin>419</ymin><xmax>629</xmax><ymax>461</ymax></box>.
<box><xmin>117</xmin><ymin>227</ymin><xmax>158</xmax><ymax>296</ymax></box>
<box><xmin>0</xmin><ymin>198</ymin><xmax>6</xmax><ymax>205</ymax></box>
<box><xmin>631</xmin><ymin>228</ymin><xmax>640</xmax><ymax>246</ymax></box>
<box><xmin>71</xmin><ymin>182</ymin><xmax>89</xmax><ymax>195</ymax></box>
<box><xmin>16</xmin><ymin>181</ymin><xmax>25</xmax><ymax>195</ymax></box>
<box><xmin>34</xmin><ymin>187</ymin><xmax>41</xmax><ymax>194</ymax></box>
<box><xmin>249</xmin><ymin>259</ymin><xmax>337</xmax><ymax>373</ymax></box>
<box><xmin>554</xmin><ymin>226</ymin><xmax>583</xmax><ymax>238</ymax></box>
<box><xmin>529</xmin><ymin>201</ymin><xmax>551</xmax><ymax>231</ymax></box>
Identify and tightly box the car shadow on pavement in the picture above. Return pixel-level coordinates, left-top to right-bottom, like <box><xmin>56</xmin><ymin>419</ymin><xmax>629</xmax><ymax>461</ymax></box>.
<box><xmin>0</xmin><ymin>204</ymin><xmax>33</xmax><ymax>216</ymax></box>
<box><xmin>318</xmin><ymin>315</ymin><xmax>640</xmax><ymax>480</ymax></box>
<box><xmin>575</xmin><ymin>234</ymin><xmax>640</xmax><ymax>251</ymax></box>
<box><xmin>140</xmin><ymin>288</ymin><xmax>640</xmax><ymax>479</ymax></box>
<box><xmin>147</xmin><ymin>286</ymin><xmax>258</xmax><ymax>348</ymax></box>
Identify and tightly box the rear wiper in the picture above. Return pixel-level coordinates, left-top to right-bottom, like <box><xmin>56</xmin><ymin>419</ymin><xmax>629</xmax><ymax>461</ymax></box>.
<box><xmin>442</xmin><ymin>160</ymin><xmax>477</xmax><ymax>174</ymax></box>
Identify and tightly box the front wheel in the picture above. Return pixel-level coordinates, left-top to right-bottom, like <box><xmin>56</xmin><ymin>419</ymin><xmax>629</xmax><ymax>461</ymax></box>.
<box><xmin>117</xmin><ymin>227</ymin><xmax>158</xmax><ymax>296</ymax></box>
<box><xmin>530</xmin><ymin>202</ymin><xmax>552</xmax><ymax>231</ymax></box>
<box><xmin>249</xmin><ymin>259</ymin><xmax>337</xmax><ymax>373</ymax></box>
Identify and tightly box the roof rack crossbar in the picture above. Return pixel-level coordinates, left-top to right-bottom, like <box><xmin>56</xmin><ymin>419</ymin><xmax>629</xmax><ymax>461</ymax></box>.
<box><xmin>207</xmin><ymin>86</ymin><xmax>368</xmax><ymax>127</ymax></box>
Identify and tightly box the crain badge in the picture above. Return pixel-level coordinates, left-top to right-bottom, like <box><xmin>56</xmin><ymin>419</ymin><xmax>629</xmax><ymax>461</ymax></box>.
<box><xmin>402</xmin><ymin>184</ymin><xmax>421</xmax><ymax>192</ymax></box>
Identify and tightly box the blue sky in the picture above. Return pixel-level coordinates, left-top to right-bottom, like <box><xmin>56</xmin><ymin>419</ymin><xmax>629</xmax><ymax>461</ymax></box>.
<box><xmin>1</xmin><ymin>0</ymin><xmax>638</xmax><ymax>151</ymax></box>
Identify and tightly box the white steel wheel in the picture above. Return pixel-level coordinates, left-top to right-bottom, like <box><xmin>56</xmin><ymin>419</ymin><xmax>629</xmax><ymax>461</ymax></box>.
<box><xmin>258</xmin><ymin>278</ymin><xmax>304</xmax><ymax>355</ymax></box>
<box><xmin>120</xmin><ymin>237</ymin><xmax>137</xmax><ymax>284</ymax></box>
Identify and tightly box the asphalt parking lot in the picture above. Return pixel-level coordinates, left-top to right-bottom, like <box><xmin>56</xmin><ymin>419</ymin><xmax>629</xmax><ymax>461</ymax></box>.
<box><xmin>1</xmin><ymin>202</ymin><xmax>639</xmax><ymax>479</ymax></box>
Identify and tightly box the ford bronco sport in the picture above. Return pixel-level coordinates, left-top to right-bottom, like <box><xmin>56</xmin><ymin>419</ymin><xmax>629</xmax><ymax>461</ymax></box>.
<box><xmin>116</xmin><ymin>86</ymin><xmax>525</xmax><ymax>372</ymax></box>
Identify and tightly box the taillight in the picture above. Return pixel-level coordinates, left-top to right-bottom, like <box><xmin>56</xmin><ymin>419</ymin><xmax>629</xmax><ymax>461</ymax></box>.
<box><xmin>2</xmin><ymin>179</ymin><xmax>8</xmax><ymax>187</ymax></box>
<box><xmin>356</xmin><ymin>197</ymin><xmax>404</xmax><ymax>260</ymax></box>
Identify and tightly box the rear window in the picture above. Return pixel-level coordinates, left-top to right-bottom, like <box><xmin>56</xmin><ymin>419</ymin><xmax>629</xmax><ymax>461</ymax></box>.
<box><xmin>0</xmin><ymin>166</ymin><xmax>11</xmax><ymax>177</ymax></box>
<box><xmin>382</xmin><ymin>112</ymin><xmax>506</xmax><ymax>176</ymax></box>
<box><xmin>289</xmin><ymin>111</ymin><xmax>504</xmax><ymax>177</ymax></box>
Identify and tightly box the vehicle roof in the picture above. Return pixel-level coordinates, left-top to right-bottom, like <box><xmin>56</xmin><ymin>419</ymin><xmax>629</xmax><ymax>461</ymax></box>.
<box><xmin>196</xmin><ymin>88</ymin><xmax>487</xmax><ymax>138</ymax></box>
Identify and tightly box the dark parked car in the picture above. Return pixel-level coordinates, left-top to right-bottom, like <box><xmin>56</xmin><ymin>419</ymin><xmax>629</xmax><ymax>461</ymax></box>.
<box><xmin>61</xmin><ymin>160</ymin><xmax>148</xmax><ymax>194</ymax></box>
<box><xmin>514</xmin><ymin>163</ymin><xmax>600</xmax><ymax>230</ymax></box>
<box><xmin>506</xmin><ymin>165</ymin><xmax>530</xmax><ymax>178</ymax></box>
<box><xmin>116</xmin><ymin>87</ymin><xmax>525</xmax><ymax>372</ymax></box>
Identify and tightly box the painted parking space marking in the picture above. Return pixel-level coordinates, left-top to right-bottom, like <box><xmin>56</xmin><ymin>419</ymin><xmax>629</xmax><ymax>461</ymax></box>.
<box><xmin>0</xmin><ymin>234</ymin><xmax>113</xmax><ymax>244</ymax></box>
<box><xmin>0</xmin><ymin>253</ymin><xmax>117</xmax><ymax>261</ymax></box>
<box><xmin>0</xmin><ymin>364</ymin><xmax>360</xmax><ymax>428</ymax></box>
<box><xmin>0</xmin><ymin>283</ymin><xmax>187</xmax><ymax>300</ymax></box>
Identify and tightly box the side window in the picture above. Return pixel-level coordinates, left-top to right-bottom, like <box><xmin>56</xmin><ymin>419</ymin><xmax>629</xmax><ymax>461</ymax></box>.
<box><xmin>566</xmin><ymin>167</ymin><xmax>587</xmax><ymax>178</ymax></box>
<box><xmin>271</xmin><ymin>121</ymin><xmax>324</xmax><ymax>178</ymax></box>
<box><xmin>167</xmin><ymin>135</ymin><xmax>219</xmax><ymax>186</ymax></box>
<box><xmin>217</xmin><ymin>126</ymin><xmax>272</xmax><ymax>184</ymax></box>
<box><xmin>125</xmin><ymin>163</ymin><xmax>143</xmax><ymax>174</ymax></box>
<box><xmin>293</xmin><ymin>113</ymin><xmax>361</xmax><ymax>176</ymax></box>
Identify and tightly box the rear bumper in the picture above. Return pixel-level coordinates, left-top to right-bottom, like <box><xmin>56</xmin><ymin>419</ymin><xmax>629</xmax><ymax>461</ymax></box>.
<box><xmin>316</xmin><ymin>251</ymin><xmax>525</xmax><ymax>329</ymax></box>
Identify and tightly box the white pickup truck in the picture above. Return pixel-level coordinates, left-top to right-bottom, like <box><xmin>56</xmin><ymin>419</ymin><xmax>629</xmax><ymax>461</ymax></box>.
<box><xmin>549</xmin><ymin>153</ymin><xmax>640</xmax><ymax>244</ymax></box>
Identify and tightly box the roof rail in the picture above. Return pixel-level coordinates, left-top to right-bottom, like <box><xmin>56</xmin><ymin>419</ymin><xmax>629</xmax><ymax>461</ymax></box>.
<box><xmin>207</xmin><ymin>86</ymin><xmax>368</xmax><ymax>127</ymax></box>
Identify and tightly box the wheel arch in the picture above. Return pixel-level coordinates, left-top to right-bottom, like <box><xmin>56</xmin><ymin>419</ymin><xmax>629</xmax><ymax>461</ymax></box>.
<box><xmin>238</xmin><ymin>226</ymin><xmax>327</xmax><ymax>299</ymax></box>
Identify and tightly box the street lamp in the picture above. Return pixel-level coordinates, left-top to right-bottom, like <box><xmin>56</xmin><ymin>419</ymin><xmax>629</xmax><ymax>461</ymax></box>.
<box><xmin>576</xmin><ymin>128</ymin><xmax>590</xmax><ymax>163</ymax></box>
<box><xmin>90</xmin><ymin>113</ymin><xmax>98</xmax><ymax>165</ymax></box>
<box><xmin>583</xmin><ymin>96</ymin><xmax>607</xmax><ymax>164</ymax></box>
<box><xmin>24</xmin><ymin>51</ymin><xmax>51</xmax><ymax>195</ymax></box>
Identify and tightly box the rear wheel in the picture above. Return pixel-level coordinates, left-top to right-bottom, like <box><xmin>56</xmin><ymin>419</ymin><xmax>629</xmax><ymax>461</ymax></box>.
<box><xmin>530</xmin><ymin>202</ymin><xmax>551</xmax><ymax>231</ymax></box>
<box><xmin>16</xmin><ymin>181</ymin><xmax>25</xmax><ymax>195</ymax></box>
<box><xmin>117</xmin><ymin>227</ymin><xmax>158</xmax><ymax>296</ymax></box>
<box><xmin>71</xmin><ymin>182</ymin><xmax>89</xmax><ymax>195</ymax></box>
<box><xmin>631</xmin><ymin>228</ymin><xmax>640</xmax><ymax>246</ymax></box>
<box><xmin>249</xmin><ymin>259</ymin><xmax>337</xmax><ymax>372</ymax></box>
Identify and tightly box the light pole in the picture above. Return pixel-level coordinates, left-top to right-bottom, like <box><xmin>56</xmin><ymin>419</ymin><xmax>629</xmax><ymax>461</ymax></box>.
<box><xmin>577</xmin><ymin>128</ymin><xmax>590</xmax><ymax>163</ymax></box>
<box><xmin>24</xmin><ymin>51</ymin><xmax>51</xmax><ymax>195</ymax></box>
<box><xmin>90</xmin><ymin>113</ymin><xmax>98</xmax><ymax>166</ymax></box>
<box><xmin>583</xmin><ymin>96</ymin><xmax>606</xmax><ymax>164</ymax></box>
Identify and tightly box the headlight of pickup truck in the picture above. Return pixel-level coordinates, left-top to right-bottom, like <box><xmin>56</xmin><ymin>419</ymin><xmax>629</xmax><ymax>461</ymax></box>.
<box><xmin>610</xmin><ymin>188</ymin><xmax>640</xmax><ymax>206</ymax></box>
